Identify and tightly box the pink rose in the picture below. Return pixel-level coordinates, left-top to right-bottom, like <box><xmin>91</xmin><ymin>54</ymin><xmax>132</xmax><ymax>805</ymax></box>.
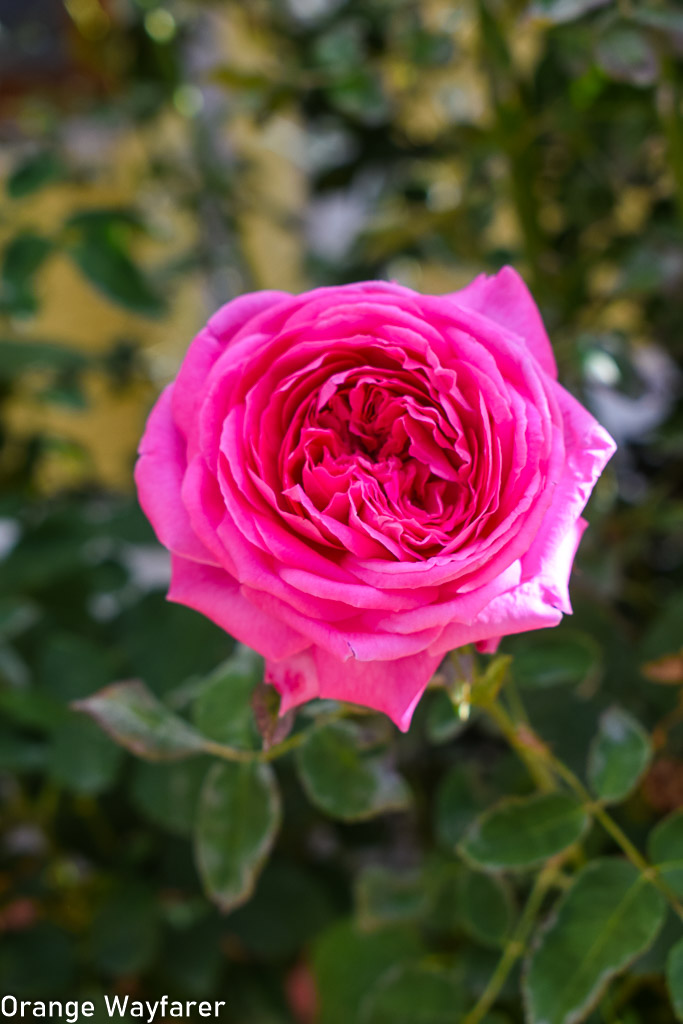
<box><xmin>135</xmin><ymin>270</ymin><xmax>616</xmax><ymax>731</ymax></box>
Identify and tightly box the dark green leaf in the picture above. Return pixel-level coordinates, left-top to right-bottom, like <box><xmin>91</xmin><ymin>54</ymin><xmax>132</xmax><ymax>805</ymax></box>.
<box><xmin>3</xmin><ymin>234</ymin><xmax>53</xmax><ymax>287</ymax></box>
<box><xmin>0</xmin><ymin>686</ymin><xmax>66</xmax><ymax>731</ymax></box>
<box><xmin>65</xmin><ymin>207</ymin><xmax>146</xmax><ymax>233</ymax></box>
<box><xmin>68</xmin><ymin>235</ymin><xmax>164</xmax><ymax>317</ymax></box>
<box><xmin>459</xmin><ymin>792</ymin><xmax>589</xmax><ymax>870</ymax></box>
<box><xmin>312</xmin><ymin>919</ymin><xmax>421</xmax><ymax>1024</ymax></box>
<box><xmin>456</xmin><ymin>868</ymin><xmax>513</xmax><ymax>948</ymax></box>
<box><xmin>0</xmin><ymin>339</ymin><xmax>88</xmax><ymax>380</ymax></box>
<box><xmin>648</xmin><ymin>810</ymin><xmax>683</xmax><ymax>897</ymax></box>
<box><xmin>226</xmin><ymin>859</ymin><xmax>335</xmax><ymax>958</ymax></box>
<box><xmin>73</xmin><ymin>680</ymin><xmax>207</xmax><ymax>760</ymax></box>
<box><xmin>131</xmin><ymin>758</ymin><xmax>209</xmax><ymax>836</ymax></box>
<box><xmin>529</xmin><ymin>0</ymin><xmax>611</xmax><ymax>24</ymax></box>
<box><xmin>90</xmin><ymin>883</ymin><xmax>161</xmax><ymax>976</ymax></box>
<box><xmin>588</xmin><ymin>706</ymin><xmax>652</xmax><ymax>803</ymax></box>
<box><xmin>195</xmin><ymin>760</ymin><xmax>281</xmax><ymax>912</ymax></box>
<box><xmin>1</xmin><ymin>234</ymin><xmax>53</xmax><ymax>314</ymax></box>
<box><xmin>631</xmin><ymin>9</ymin><xmax>683</xmax><ymax>38</ymax></box>
<box><xmin>191</xmin><ymin>649</ymin><xmax>261</xmax><ymax>750</ymax></box>
<box><xmin>48</xmin><ymin>714</ymin><xmax>123</xmax><ymax>794</ymax></box>
<box><xmin>0</xmin><ymin>598</ymin><xmax>39</xmax><ymax>641</ymax></box>
<box><xmin>596</xmin><ymin>25</ymin><xmax>659</xmax><ymax>88</ymax></box>
<box><xmin>434</xmin><ymin>763</ymin><xmax>487</xmax><ymax>850</ymax></box>
<box><xmin>296</xmin><ymin>720</ymin><xmax>411</xmax><ymax>821</ymax></box>
<box><xmin>0</xmin><ymin>924</ymin><xmax>74</xmax><ymax>997</ymax></box>
<box><xmin>361</xmin><ymin>963</ymin><xmax>466</xmax><ymax>1024</ymax></box>
<box><xmin>524</xmin><ymin>860</ymin><xmax>667</xmax><ymax>1024</ymax></box>
<box><xmin>7</xmin><ymin>152</ymin><xmax>66</xmax><ymax>198</ymax></box>
<box><xmin>509</xmin><ymin>630</ymin><xmax>599</xmax><ymax>689</ymax></box>
<box><xmin>355</xmin><ymin>866</ymin><xmax>426</xmax><ymax>931</ymax></box>
<box><xmin>668</xmin><ymin>937</ymin><xmax>683</xmax><ymax>1022</ymax></box>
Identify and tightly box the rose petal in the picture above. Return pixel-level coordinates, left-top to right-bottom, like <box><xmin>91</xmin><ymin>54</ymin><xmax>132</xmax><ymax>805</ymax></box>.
<box><xmin>450</xmin><ymin>267</ymin><xmax>557</xmax><ymax>379</ymax></box>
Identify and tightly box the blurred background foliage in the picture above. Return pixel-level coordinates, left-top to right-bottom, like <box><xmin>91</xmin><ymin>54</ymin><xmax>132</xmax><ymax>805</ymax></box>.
<box><xmin>2</xmin><ymin>0</ymin><xmax>683</xmax><ymax>1021</ymax></box>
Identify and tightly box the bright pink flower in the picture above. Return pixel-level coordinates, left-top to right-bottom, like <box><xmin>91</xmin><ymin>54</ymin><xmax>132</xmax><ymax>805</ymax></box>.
<box><xmin>135</xmin><ymin>271</ymin><xmax>616</xmax><ymax>730</ymax></box>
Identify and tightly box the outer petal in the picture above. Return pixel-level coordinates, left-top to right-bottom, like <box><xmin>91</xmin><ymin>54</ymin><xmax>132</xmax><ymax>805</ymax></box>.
<box><xmin>520</xmin><ymin>383</ymin><xmax>616</xmax><ymax>611</ymax></box>
<box><xmin>173</xmin><ymin>291</ymin><xmax>289</xmax><ymax>441</ymax></box>
<box><xmin>167</xmin><ymin>554</ymin><xmax>309</xmax><ymax>661</ymax></box>
<box><xmin>266</xmin><ymin>645</ymin><xmax>441</xmax><ymax>732</ymax></box>
<box><xmin>315</xmin><ymin>647</ymin><xmax>441</xmax><ymax>732</ymax></box>
<box><xmin>135</xmin><ymin>386</ymin><xmax>217</xmax><ymax>566</ymax></box>
<box><xmin>264</xmin><ymin>650</ymin><xmax>320</xmax><ymax>716</ymax></box>
<box><xmin>429</xmin><ymin>579</ymin><xmax>564</xmax><ymax>658</ymax></box>
<box><xmin>450</xmin><ymin>267</ymin><xmax>558</xmax><ymax>379</ymax></box>
<box><xmin>207</xmin><ymin>289</ymin><xmax>290</xmax><ymax>340</ymax></box>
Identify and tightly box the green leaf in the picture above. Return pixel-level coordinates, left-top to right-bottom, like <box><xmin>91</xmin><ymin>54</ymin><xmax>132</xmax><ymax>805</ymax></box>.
<box><xmin>3</xmin><ymin>233</ymin><xmax>53</xmax><ymax>285</ymax></box>
<box><xmin>191</xmin><ymin>649</ymin><xmax>261</xmax><ymax>750</ymax></box>
<box><xmin>73</xmin><ymin>680</ymin><xmax>207</xmax><ymax>760</ymax></box>
<box><xmin>68</xmin><ymin>234</ymin><xmax>164</xmax><ymax>317</ymax></box>
<box><xmin>631</xmin><ymin>9</ymin><xmax>683</xmax><ymax>38</ymax></box>
<box><xmin>90</xmin><ymin>883</ymin><xmax>161</xmax><ymax>976</ymax></box>
<box><xmin>131</xmin><ymin>758</ymin><xmax>209</xmax><ymax>836</ymax></box>
<box><xmin>355</xmin><ymin>866</ymin><xmax>427</xmax><ymax>931</ymax></box>
<box><xmin>312</xmin><ymin>919</ymin><xmax>421</xmax><ymax>1024</ymax></box>
<box><xmin>456</xmin><ymin>868</ymin><xmax>513</xmax><ymax>948</ymax></box>
<box><xmin>596</xmin><ymin>25</ymin><xmax>659</xmax><ymax>88</ymax></box>
<box><xmin>0</xmin><ymin>598</ymin><xmax>38</xmax><ymax>641</ymax></box>
<box><xmin>0</xmin><ymin>339</ymin><xmax>88</xmax><ymax>380</ymax></box>
<box><xmin>0</xmin><ymin>686</ymin><xmax>66</xmax><ymax>731</ymax></box>
<box><xmin>529</xmin><ymin>0</ymin><xmax>611</xmax><ymax>25</ymax></box>
<box><xmin>161</xmin><ymin>919</ymin><xmax>223</xmax><ymax>998</ymax></box>
<box><xmin>361</xmin><ymin>963</ymin><xmax>466</xmax><ymax>1024</ymax></box>
<box><xmin>65</xmin><ymin>207</ymin><xmax>146</xmax><ymax>233</ymax></box>
<box><xmin>7</xmin><ymin>152</ymin><xmax>66</xmax><ymax>198</ymax></box>
<box><xmin>668</xmin><ymin>937</ymin><xmax>683</xmax><ymax>1022</ymax></box>
<box><xmin>195</xmin><ymin>760</ymin><xmax>281</xmax><ymax>912</ymax></box>
<box><xmin>524</xmin><ymin>860</ymin><xmax>667</xmax><ymax>1024</ymax></box>
<box><xmin>1</xmin><ymin>234</ymin><xmax>53</xmax><ymax>315</ymax></box>
<box><xmin>0</xmin><ymin>924</ymin><xmax>74</xmax><ymax>997</ymax></box>
<box><xmin>459</xmin><ymin>792</ymin><xmax>589</xmax><ymax>870</ymax></box>
<box><xmin>434</xmin><ymin>763</ymin><xmax>487</xmax><ymax>850</ymax></box>
<box><xmin>648</xmin><ymin>810</ymin><xmax>683</xmax><ymax>897</ymax></box>
<box><xmin>0</xmin><ymin>729</ymin><xmax>45</xmax><ymax>773</ymax></box>
<box><xmin>296</xmin><ymin>720</ymin><xmax>411</xmax><ymax>822</ymax></box>
<box><xmin>588</xmin><ymin>706</ymin><xmax>652</xmax><ymax>803</ymax></box>
<box><xmin>226</xmin><ymin>859</ymin><xmax>335</xmax><ymax>959</ymax></box>
<box><xmin>47</xmin><ymin>714</ymin><xmax>123</xmax><ymax>795</ymax></box>
<box><xmin>509</xmin><ymin>630</ymin><xmax>599</xmax><ymax>689</ymax></box>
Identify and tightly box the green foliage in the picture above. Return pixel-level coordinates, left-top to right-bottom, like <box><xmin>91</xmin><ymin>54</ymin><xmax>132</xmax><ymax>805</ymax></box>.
<box><xmin>648</xmin><ymin>810</ymin><xmax>683</xmax><ymax>897</ymax></box>
<box><xmin>524</xmin><ymin>860</ymin><xmax>667</xmax><ymax>1024</ymax></box>
<box><xmin>195</xmin><ymin>761</ymin><xmax>282</xmax><ymax>912</ymax></box>
<box><xmin>360</xmin><ymin>963</ymin><xmax>466</xmax><ymax>1024</ymax></box>
<box><xmin>460</xmin><ymin>792</ymin><xmax>589</xmax><ymax>870</ymax></box>
<box><xmin>588</xmin><ymin>706</ymin><xmax>652</xmax><ymax>803</ymax></box>
<box><xmin>312</xmin><ymin>920</ymin><xmax>421</xmax><ymax>1024</ymax></box>
<box><xmin>74</xmin><ymin>680</ymin><xmax>208</xmax><ymax>760</ymax></box>
<box><xmin>296</xmin><ymin>719</ymin><xmax>412</xmax><ymax>821</ymax></box>
<box><xmin>668</xmin><ymin>938</ymin><xmax>683</xmax><ymax>1022</ymax></box>
<box><xmin>7</xmin><ymin>151</ymin><xmax>66</xmax><ymax>198</ymax></box>
<box><xmin>2</xmin><ymin>0</ymin><xmax>683</xmax><ymax>1020</ymax></box>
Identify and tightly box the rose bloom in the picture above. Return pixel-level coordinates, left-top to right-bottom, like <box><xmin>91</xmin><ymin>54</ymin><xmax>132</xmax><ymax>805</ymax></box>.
<box><xmin>136</xmin><ymin>271</ymin><xmax>615</xmax><ymax>730</ymax></box>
